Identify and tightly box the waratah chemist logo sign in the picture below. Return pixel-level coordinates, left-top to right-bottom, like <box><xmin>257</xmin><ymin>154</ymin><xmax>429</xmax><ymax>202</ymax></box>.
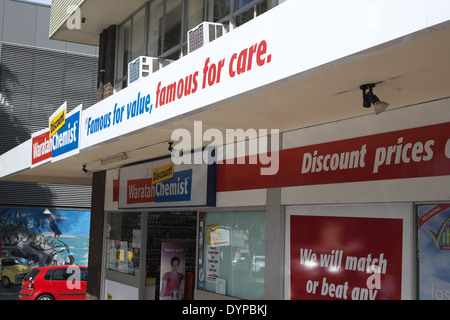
<box><xmin>118</xmin><ymin>157</ymin><xmax>215</xmax><ymax>209</ymax></box>
<box><xmin>31</xmin><ymin>102</ymin><xmax>82</xmax><ymax>167</ymax></box>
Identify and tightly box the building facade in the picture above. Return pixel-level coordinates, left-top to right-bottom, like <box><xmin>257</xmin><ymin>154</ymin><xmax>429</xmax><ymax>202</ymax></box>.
<box><xmin>0</xmin><ymin>0</ymin><xmax>97</xmax><ymax>272</ymax></box>
<box><xmin>1</xmin><ymin>0</ymin><xmax>450</xmax><ymax>300</ymax></box>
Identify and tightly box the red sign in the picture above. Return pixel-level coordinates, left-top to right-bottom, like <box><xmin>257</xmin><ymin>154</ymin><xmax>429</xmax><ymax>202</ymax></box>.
<box><xmin>31</xmin><ymin>130</ymin><xmax>52</xmax><ymax>166</ymax></box>
<box><xmin>289</xmin><ymin>215</ymin><xmax>403</xmax><ymax>300</ymax></box>
<box><xmin>127</xmin><ymin>178</ymin><xmax>155</xmax><ymax>204</ymax></box>
<box><xmin>217</xmin><ymin>122</ymin><xmax>450</xmax><ymax>191</ymax></box>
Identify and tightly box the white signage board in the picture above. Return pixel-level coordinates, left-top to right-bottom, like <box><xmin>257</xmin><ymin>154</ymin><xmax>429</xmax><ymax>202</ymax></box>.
<box><xmin>118</xmin><ymin>157</ymin><xmax>216</xmax><ymax>209</ymax></box>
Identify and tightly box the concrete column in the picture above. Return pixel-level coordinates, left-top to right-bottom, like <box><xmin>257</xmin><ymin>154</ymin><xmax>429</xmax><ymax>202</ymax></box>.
<box><xmin>265</xmin><ymin>187</ymin><xmax>285</xmax><ymax>299</ymax></box>
<box><xmin>86</xmin><ymin>170</ymin><xmax>106</xmax><ymax>300</ymax></box>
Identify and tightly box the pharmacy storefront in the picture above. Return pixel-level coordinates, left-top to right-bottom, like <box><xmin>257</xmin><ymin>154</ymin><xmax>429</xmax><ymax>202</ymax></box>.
<box><xmin>1</xmin><ymin>1</ymin><xmax>450</xmax><ymax>301</ymax></box>
<box><xmin>213</xmin><ymin>99</ymin><xmax>450</xmax><ymax>300</ymax></box>
<box><xmin>98</xmin><ymin>97</ymin><xmax>450</xmax><ymax>300</ymax></box>
<box><xmin>101</xmin><ymin>153</ymin><xmax>267</xmax><ymax>300</ymax></box>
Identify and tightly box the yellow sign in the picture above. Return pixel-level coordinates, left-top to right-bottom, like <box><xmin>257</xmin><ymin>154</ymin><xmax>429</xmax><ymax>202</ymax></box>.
<box><xmin>207</xmin><ymin>224</ymin><xmax>220</xmax><ymax>245</ymax></box>
<box><xmin>49</xmin><ymin>108</ymin><xmax>66</xmax><ymax>137</ymax></box>
<box><xmin>152</xmin><ymin>163</ymin><xmax>174</xmax><ymax>184</ymax></box>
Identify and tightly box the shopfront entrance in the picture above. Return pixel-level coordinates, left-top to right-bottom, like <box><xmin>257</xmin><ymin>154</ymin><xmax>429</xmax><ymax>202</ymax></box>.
<box><xmin>145</xmin><ymin>211</ymin><xmax>196</xmax><ymax>300</ymax></box>
<box><xmin>103</xmin><ymin>210</ymin><xmax>196</xmax><ymax>300</ymax></box>
<box><xmin>102</xmin><ymin>154</ymin><xmax>216</xmax><ymax>300</ymax></box>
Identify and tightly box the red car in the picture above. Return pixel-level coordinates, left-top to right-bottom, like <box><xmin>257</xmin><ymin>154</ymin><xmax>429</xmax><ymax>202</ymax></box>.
<box><xmin>19</xmin><ymin>265</ymin><xmax>88</xmax><ymax>300</ymax></box>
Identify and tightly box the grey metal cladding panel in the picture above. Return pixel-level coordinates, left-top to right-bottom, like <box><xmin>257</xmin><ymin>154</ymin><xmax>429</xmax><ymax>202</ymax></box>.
<box><xmin>35</xmin><ymin>5</ymin><xmax>67</xmax><ymax>52</ymax></box>
<box><xmin>0</xmin><ymin>113</ymin><xmax>30</xmax><ymax>154</ymax></box>
<box><xmin>31</xmin><ymin>51</ymin><xmax>66</xmax><ymax>106</ymax></box>
<box><xmin>2</xmin><ymin>44</ymin><xmax>46</xmax><ymax>134</ymax></box>
<box><xmin>1</xmin><ymin>0</ymin><xmax>97</xmax><ymax>55</ymax></box>
<box><xmin>0</xmin><ymin>43</ymin><xmax>98</xmax><ymax>153</ymax></box>
<box><xmin>0</xmin><ymin>46</ymin><xmax>31</xmax><ymax>153</ymax></box>
<box><xmin>66</xmin><ymin>42</ymin><xmax>99</xmax><ymax>57</ymax></box>
<box><xmin>43</xmin><ymin>183</ymin><xmax>92</xmax><ymax>209</ymax></box>
<box><xmin>62</xmin><ymin>54</ymin><xmax>98</xmax><ymax>108</ymax></box>
<box><xmin>0</xmin><ymin>181</ymin><xmax>92</xmax><ymax>209</ymax></box>
<box><xmin>0</xmin><ymin>0</ymin><xmax>4</xmax><ymax>43</ymax></box>
<box><xmin>3</xmin><ymin>0</ymin><xmax>38</xmax><ymax>47</ymax></box>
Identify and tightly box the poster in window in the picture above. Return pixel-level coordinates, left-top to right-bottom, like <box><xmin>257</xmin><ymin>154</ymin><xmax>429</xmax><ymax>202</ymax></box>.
<box><xmin>418</xmin><ymin>204</ymin><xmax>450</xmax><ymax>300</ymax></box>
<box><xmin>207</xmin><ymin>224</ymin><xmax>219</xmax><ymax>245</ymax></box>
<box><xmin>159</xmin><ymin>242</ymin><xmax>186</xmax><ymax>300</ymax></box>
<box><xmin>206</xmin><ymin>244</ymin><xmax>219</xmax><ymax>283</ymax></box>
<box><xmin>289</xmin><ymin>214</ymin><xmax>403</xmax><ymax>300</ymax></box>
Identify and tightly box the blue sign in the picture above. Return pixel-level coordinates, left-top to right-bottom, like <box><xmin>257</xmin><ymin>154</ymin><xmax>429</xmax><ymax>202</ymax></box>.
<box><xmin>155</xmin><ymin>169</ymin><xmax>192</xmax><ymax>203</ymax></box>
<box><xmin>52</xmin><ymin>107</ymin><xmax>81</xmax><ymax>161</ymax></box>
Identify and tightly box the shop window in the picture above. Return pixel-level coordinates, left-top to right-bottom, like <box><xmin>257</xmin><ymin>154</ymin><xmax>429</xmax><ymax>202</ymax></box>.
<box><xmin>106</xmin><ymin>212</ymin><xmax>142</xmax><ymax>276</ymax></box>
<box><xmin>146</xmin><ymin>212</ymin><xmax>196</xmax><ymax>300</ymax></box>
<box><xmin>198</xmin><ymin>211</ymin><xmax>265</xmax><ymax>299</ymax></box>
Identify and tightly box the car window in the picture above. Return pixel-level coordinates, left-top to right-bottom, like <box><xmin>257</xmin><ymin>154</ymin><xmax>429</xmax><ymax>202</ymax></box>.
<box><xmin>44</xmin><ymin>270</ymin><xmax>53</xmax><ymax>280</ymax></box>
<box><xmin>66</xmin><ymin>267</ymin><xmax>88</xmax><ymax>281</ymax></box>
<box><xmin>2</xmin><ymin>259</ymin><xmax>20</xmax><ymax>266</ymax></box>
<box><xmin>43</xmin><ymin>267</ymin><xmax>88</xmax><ymax>281</ymax></box>
<box><xmin>24</xmin><ymin>269</ymin><xmax>41</xmax><ymax>281</ymax></box>
<box><xmin>52</xmin><ymin>268</ymin><xmax>70</xmax><ymax>281</ymax></box>
<box><xmin>80</xmin><ymin>268</ymin><xmax>88</xmax><ymax>281</ymax></box>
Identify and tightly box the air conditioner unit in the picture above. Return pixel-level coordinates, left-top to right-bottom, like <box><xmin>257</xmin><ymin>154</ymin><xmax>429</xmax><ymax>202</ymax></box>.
<box><xmin>128</xmin><ymin>56</ymin><xmax>160</xmax><ymax>85</ymax></box>
<box><xmin>187</xmin><ymin>22</ymin><xmax>225</xmax><ymax>54</ymax></box>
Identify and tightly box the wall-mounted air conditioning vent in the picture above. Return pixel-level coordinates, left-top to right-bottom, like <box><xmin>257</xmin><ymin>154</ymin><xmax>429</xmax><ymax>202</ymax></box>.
<box><xmin>187</xmin><ymin>22</ymin><xmax>225</xmax><ymax>54</ymax></box>
<box><xmin>128</xmin><ymin>56</ymin><xmax>160</xmax><ymax>85</ymax></box>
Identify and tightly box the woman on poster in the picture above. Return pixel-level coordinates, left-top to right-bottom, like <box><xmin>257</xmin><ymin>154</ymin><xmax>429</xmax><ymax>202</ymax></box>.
<box><xmin>160</xmin><ymin>256</ymin><xmax>184</xmax><ymax>299</ymax></box>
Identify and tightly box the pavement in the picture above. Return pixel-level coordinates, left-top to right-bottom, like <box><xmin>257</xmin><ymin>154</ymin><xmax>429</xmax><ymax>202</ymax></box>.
<box><xmin>0</xmin><ymin>284</ymin><xmax>20</xmax><ymax>300</ymax></box>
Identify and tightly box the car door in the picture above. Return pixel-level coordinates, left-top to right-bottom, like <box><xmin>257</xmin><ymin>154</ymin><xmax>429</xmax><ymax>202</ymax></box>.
<box><xmin>49</xmin><ymin>267</ymin><xmax>85</xmax><ymax>300</ymax></box>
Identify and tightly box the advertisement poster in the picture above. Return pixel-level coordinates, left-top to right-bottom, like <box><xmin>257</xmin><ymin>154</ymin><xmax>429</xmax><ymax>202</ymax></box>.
<box><xmin>418</xmin><ymin>204</ymin><xmax>450</xmax><ymax>300</ymax></box>
<box><xmin>159</xmin><ymin>242</ymin><xmax>186</xmax><ymax>300</ymax></box>
<box><xmin>0</xmin><ymin>208</ymin><xmax>91</xmax><ymax>267</ymax></box>
<box><xmin>288</xmin><ymin>212</ymin><xmax>403</xmax><ymax>300</ymax></box>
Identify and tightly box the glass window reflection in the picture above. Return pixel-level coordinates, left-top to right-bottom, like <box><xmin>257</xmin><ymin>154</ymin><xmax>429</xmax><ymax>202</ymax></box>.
<box><xmin>199</xmin><ymin>211</ymin><xmax>265</xmax><ymax>299</ymax></box>
<box><xmin>106</xmin><ymin>212</ymin><xmax>141</xmax><ymax>276</ymax></box>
